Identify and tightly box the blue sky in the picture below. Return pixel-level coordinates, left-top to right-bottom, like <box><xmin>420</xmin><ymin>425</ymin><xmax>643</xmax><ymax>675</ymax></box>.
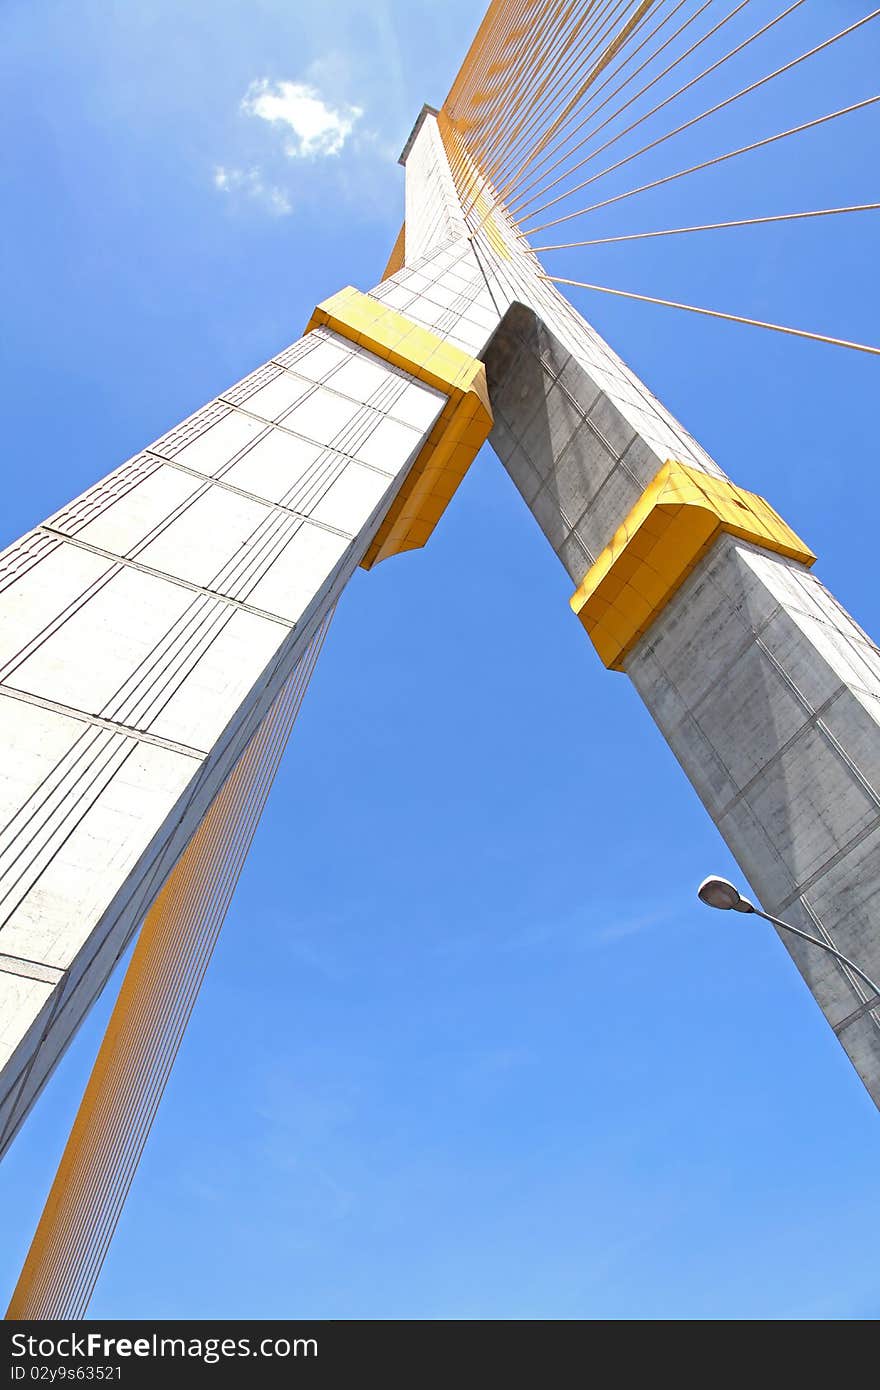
<box><xmin>1</xmin><ymin>0</ymin><xmax>879</xmax><ymax>1319</ymax></box>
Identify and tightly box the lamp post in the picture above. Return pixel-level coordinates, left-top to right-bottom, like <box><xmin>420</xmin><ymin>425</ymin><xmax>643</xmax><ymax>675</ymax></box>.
<box><xmin>697</xmin><ymin>875</ymin><xmax>880</xmax><ymax>1007</ymax></box>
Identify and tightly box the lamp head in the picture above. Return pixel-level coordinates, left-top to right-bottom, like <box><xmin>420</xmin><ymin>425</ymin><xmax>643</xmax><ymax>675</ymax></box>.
<box><xmin>697</xmin><ymin>875</ymin><xmax>755</xmax><ymax>913</ymax></box>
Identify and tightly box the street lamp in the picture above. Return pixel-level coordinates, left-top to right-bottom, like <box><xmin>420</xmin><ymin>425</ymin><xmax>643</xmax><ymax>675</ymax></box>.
<box><xmin>697</xmin><ymin>875</ymin><xmax>880</xmax><ymax>1004</ymax></box>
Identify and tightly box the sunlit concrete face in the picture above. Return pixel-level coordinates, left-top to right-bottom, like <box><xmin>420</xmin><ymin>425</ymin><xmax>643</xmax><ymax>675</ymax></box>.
<box><xmin>0</xmin><ymin>108</ymin><xmax>878</xmax><ymax>1157</ymax></box>
<box><xmin>0</xmin><ymin>212</ymin><xmax>501</xmax><ymax>1153</ymax></box>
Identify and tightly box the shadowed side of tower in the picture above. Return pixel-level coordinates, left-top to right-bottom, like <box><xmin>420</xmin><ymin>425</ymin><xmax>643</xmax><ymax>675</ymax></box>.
<box><xmin>1</xmin><ymin>98</ymin><xmax>879</xmax><ymax>1201</ymax></box>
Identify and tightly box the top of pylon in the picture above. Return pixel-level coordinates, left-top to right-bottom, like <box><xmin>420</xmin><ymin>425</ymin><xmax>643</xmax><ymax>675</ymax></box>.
<box><xmin>398</xmin><ymin>104</ymin><xmax>440</xmax><ymax>166</ymax></box>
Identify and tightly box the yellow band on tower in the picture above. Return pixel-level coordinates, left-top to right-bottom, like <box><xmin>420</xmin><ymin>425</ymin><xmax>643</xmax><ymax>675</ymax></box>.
<box><xmin>306</xmin><ymin>286</ymin><xmax>492</xmax><ymax>567</ymax></box>
<box><xmin>570</xmin><ymin>459</ymin><xmax>816</xmax><ymax>671</ymax></box>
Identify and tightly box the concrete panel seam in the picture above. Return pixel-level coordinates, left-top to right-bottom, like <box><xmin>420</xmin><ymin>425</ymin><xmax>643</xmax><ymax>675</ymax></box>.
<box><xmin>777</xmin><ymin>810</ymin><xmax>880</xmax><ymax>918</ymax></box>
<box><xmin>141</xmin><ymin>455</ymin><xmax>353</xmax><ymax>536</ymax></box>
<box><xmin>833</xmin><ymin>993</ymin><xmax>880</xmax><ymax>1035</ymax></box>
<box><xmin>148</xmin><ymin>404</ymin><xmax>401</xmax><ymax>485</ymax></box>
<box><xmin>143</xmin><ymin>452</ymin><xmax>369</xmax><ymax>532</ymax></box>
<box><xmin>696</xmin><ymin>686</ymin><xmax>849</xmax><ymax>822</ymax></box>
<box><xmin>633</xmin><ymin>581</ymin><xmax>794</xmax><ymax>726</ymax></box>
<box><xmin>38</xmin><ymin>529</ymin><xmax>298</xmax><ymax>630</ymax></box>
<box><xmin>0</xmin><ymin>955</ymin><xmax>65</xmax><ymax>985</ymax></box>
<box><xmin>700</xmin><ymin>637</ymin><xmax>879</xmax><ymax>825</ymax></box>
<box><xmin>797</xmin><ymin>892</ymin><xmax>880</xmax><ymax>1031</ymax></box>
<box><xmin>0</xmin><ymin>688</ymin><xmax>207</xmax><ymax>761</ymax></box>
<box><xmin>565</xmin><ymin>441</ymin><xmax>647</xmax><ymax>548</ymax></box>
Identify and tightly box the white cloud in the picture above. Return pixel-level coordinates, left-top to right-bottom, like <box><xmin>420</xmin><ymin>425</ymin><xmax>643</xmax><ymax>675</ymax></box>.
<box><xmin>242</xmin><ymin>78</ymin><xmax>362</xmax><ymax>158</ymax></box>
<box><xmin>213</xmin><ymin>64</ymin><xmax>391</xmax><ymax>222</ymax></box>
<box><xmin>213</xmin><ymin>165</ymin><xmax>291</xmax><ymax>216</ymax></box>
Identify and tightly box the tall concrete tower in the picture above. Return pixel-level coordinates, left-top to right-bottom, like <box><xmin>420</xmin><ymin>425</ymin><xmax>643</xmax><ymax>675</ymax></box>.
<box><xmin>2</xmin><ymin>7</ymin><xmax>880</xmax><ymax>1314</ymax></box>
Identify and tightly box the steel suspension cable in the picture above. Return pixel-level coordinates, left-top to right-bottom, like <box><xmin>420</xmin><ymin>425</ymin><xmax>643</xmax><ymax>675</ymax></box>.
<box><xmin>70</xmin><ymin>649</ymin><xmax>314</xmax><ymax>1318</ymax></box>
<box><xmin>533</xmin><ymin>202</ymin><xmax>880</xmax><ymax>249</ymax></box>
<box><xmin>544</xmin><ymin>274</ymin><xmax>880</xmax><ymax>357</ymax></box>
<box><xmin>6</xmin><ymin>610</ymin><xmax>333</xmax><ymax>1319</ymax></box>
<box><xmin>524</xmin><ymin>93</ymin><xmax>880</xmax><ymax>233</ymax></box>
<box><xmin>445</xmin><ymin>0</ymin><xmax>516</xmax><ymax>112</ymax></box>
<box><xmin>476</xmin><ymin>0</ymin><xmax>632</xmax><ymax>179</ymax></box>
<box><xmin>66</xmin><ymin>645</ymin><xmax>319</xmax><ymax>1318</ymax></box>
<box><xmin>38</xmin><ymin>636</ymin><xmax>322</xmax><ymax>1318</ymax></box>
<box><xmin>459</xmin><ymin>0</ymin><xmax>584</xmax><ymax>138</ymax></box>
<box><xmin>447</xmin><ymin>0</ymin><xmax>536</xmax><ymax>125</ymax></box>
<box><xmin>509</xmin><ymin>0</ymin><xmax>717</xmax><ymax>210</ymax></box>
<box><xmin>16</xmin><ymin>643</ymin><xmax>316</xmax><ymax>1320</ymax></box>
<box><xmin>480</xmin><ymin>0</ymin><xmax>657</xmax><ymax>218</ymax></box>
<box><xmin>443</xmin><ymin>0</ymin><xmax>538</xmax><ymax>194</ymax></box>
<box><xmin>509</xmin><ymin>0</ymin><xmax>785</xmax><ymax>217</ymax></box>
<box><xmin>557</xmin><ymin>0</ymin><xmax>692</xmax><ymax>121</ymax></box>
<box><xmin>462</xmin><ymin>0</ymin><xmax>626</xmax><ymax>204</ymax></box>
<box><xmin>453</xmin><ymin>0</ymin><xmax>580</xmax><ymax>189</ymax></box>
<box><xmin>442</xmin><ymin>0</ymin><xmax>553</xmax><ymax>204</ymax></box>
<box><xmin>519</xmin><ymin>7</ymin><xmax>880</xmax><ymax>223</ymax></box>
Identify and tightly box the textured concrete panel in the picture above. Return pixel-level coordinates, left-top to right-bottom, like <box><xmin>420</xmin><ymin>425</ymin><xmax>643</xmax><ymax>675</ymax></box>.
<box><xmin>3</xmin><ymin>101</ymin><xmax>879</xmax><ymax>1168</ymax></box>
<box><xmin>627</xmin><ymin>537</ymin><xmax>880</xmax><ymax>1100</ymax></box>
<box><xmin>472</xmin><ymin>146</ymin><xmax>880</xmax><ymax>1104</ymax></box>
<box><xmin>484</xmin><ymin>304</ymin><xmax>722</xmax><ymax>587</ymax></box>
<box><xmin>0</xmin><ymin>115</ymin><xmax>509</xmax><ymax>1155</ymax></box>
